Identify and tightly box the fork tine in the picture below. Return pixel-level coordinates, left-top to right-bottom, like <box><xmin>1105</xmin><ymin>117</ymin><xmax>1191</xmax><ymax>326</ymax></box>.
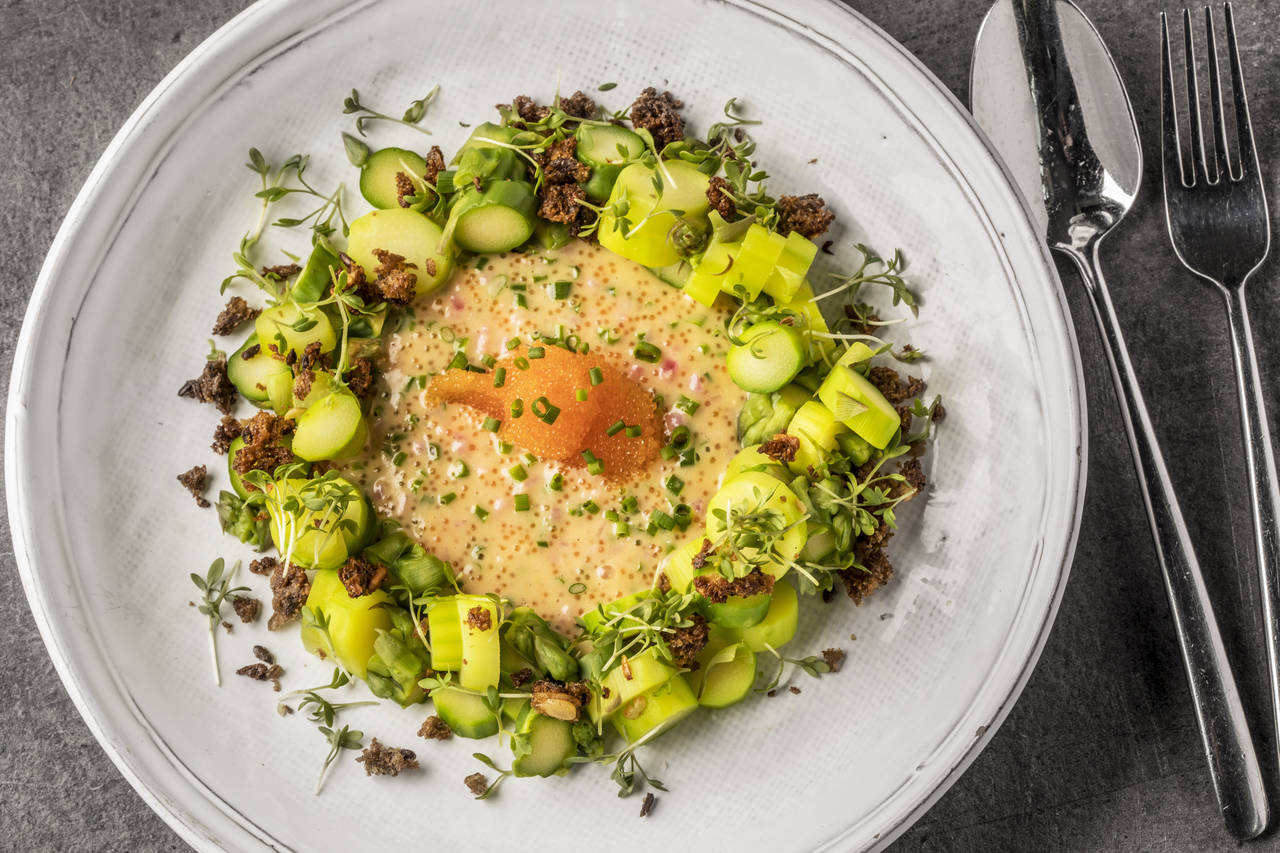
<box><xmin>1160</xmin><ymin>13</ymin><xmax>1189</xmax><ymax>187</ymax></box>
<box><xmin>1202</xmin><ymin>6</ymin><xmax>1229</xmax><ymax>183</ymax></box>
<box><xmin>1224</xmin><ymin>3</ymin><xmax>1257</xmax><ymax>173</ymax></box>
<box><xmin>1181</xmin><ymin>9</ymin><xmax>1210</xmax><ymax>185</ymax></box>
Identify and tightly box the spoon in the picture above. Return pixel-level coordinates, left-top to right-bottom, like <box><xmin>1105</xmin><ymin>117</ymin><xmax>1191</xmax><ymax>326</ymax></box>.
<box><xmin>972</xmin><ymin>0</ymin><xmax>1268</xmax><ymax>839</ymax></box>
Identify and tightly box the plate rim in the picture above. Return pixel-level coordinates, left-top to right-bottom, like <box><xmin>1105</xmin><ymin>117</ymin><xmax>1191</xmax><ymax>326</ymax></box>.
<box><xmin>5</xmin><ymin>1</ymin><xmax>1087</xmax><ymax>850</ymax></box>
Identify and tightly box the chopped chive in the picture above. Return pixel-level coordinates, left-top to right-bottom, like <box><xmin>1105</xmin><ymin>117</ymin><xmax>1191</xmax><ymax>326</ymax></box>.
<box><xmin>493</xmin><ymin>367</ymin><xmax>507</xmax><ymax>388</ymax></box>
<box><xmin>448</xmin><ymin>460</ymin><xmax>469</xmax><ymax>479</ymax></box>
<box><xmin>505</xmin><ymin>337</ymin><xmax>521</xmax><ymax>350</ymax></box>
<box><xmin>582</xmin><ymin>449</ymin><xmax>598</xmax><ymax>464</ymax></box>
<box><xmin>510</xmin><ymin>398</ymin><xmax>524</xmax><ymax>418</ymax></box>
<box><xmin>550</xmin><ymin>280</ymin><xmax>572</xmax><ymax>299</ymax></box>
<box><xmin>547</xmin><ymin>472</ymin><xmax>564</xmax><ymax>492</ymax></box>
<box><xmin>475</xmin><ymin>256</ymin><xmax>489</xmax><ymax>269</ymax></box>
<box><xmin>675</xmin><ymin>395</ymin><xmax>701</xmax><ymax>415</ymax></box>
<box><xmin>669</xmin><ymin>425</ymin><xmax>691</xmax><ymax>448</ymax></box>
<box><xmin>606</xmin><ymin>420</ymin><xmax>625</xmax><ymax>437</ymax></box>
<box><xmin>644</xmin><ymin>521</ymin><xmax>659</xmax><ymax>536</ymax></box>
<box><xmin>605</xmin><ymin>509</ymin><xmax>620</xmax><ymax>522</ymax></box>
<box><xmin>660</xmin><ymin>445</ymin><xmax>677</xmax><ymax>461</ymax></box>
<box><xmin>464</xmin><ymin>364</ymin><xmax>486</xmax><ymax>373</ymax></box>
<box><xmin>481</xmin><ymin>354</ymin><xmax>496</xmax><ymax>368</ymax></box>
<box><xmin>532</xmin><ymin>274</ymin><xmax>547</xmax><ymax>283</ymax></box>
<box><xmin>482</xmin><ymin>417</ymin><xmax>502</xmax><ymax>432</ymax></box>
<box><xmin>439</xmin><ymin>492</ymin><xmax>457</xmax><ymax>505</ymax></box>
<box><xmin>532</xmin><ymin>396</ymin><xmax>560</xmax><ymax>424</ymax></box>
<box><xmin>652</xmin><ymin>511</ymin><xmax>676</xmax><ymax>531</ymax></box>
<box><xmin>392</xmin><ymin>451</ymin><xmax>408</xmax><ymax>467</ymax></box>
<box><xmin>522</xmin><ymin>452</ymin><xmax>537</xmax><ymax>466</ymax></box>
<box><xmin>514</xmin><ymin>294</ymin><xmax>528</xmax><ymax>309</ymax></box>
<box><xmin>575</xmin><ymin>388</ymin><xmax>588</xmax><ymax>402</ymax></box>
<box><xmin>536</xmin><ymin>540</ymin><xmax>550</xmax><ymax>548</ymax></box>
<box><xmin>509</xmin><ymin>464</ymin><xmax>528</xmax><ymax>482</ymax></box>
<box><xmin>568</xmin><ymin>582</ymin><xmax>587</xmax><ymax>595</ymax></box>
<box><xmin>621</xmin><ymin>496</ymin><xmax>639</xmax><ymax>514</ymax></box>
<box><xmin>498</xmin><ymin>441</ymin><xmax>514</xmax><ymax>454</ymax></box>
<box><xmin>582</xmin><ymin>501</ymin><xmax>600</xmax><ymax>515</ymax></box>
<box><xmin>625</xmin><ymin>425</ymin><xmax>642</xmax><ymax>438</ymax></box>
<box><xmin>613</xmin><ymin>522</ymin><xmax>630</xmax><ymax>537</ymax></box>
<box><xmin>472</xmin><ymin>505</ymin><xmax>490</xmax><ymax>521</ymax></box>
<box><xmin>447</xmin><ymin>352</ymin><xmax>469</xmax><ymax>370</ymax></box>
<box><xmin>528</xmin><ymin>346</ymin><xmax>545</xmax><ymax>359</ymax></box>
<box><xmin>513</xmin><ymin>493</ymin><xmax>531</xmax><ymax>512</ymax></box>
<box><xmin>587</xmin><ymin>460</ymin><xmax>605</xmax><ymax>476</ymax></box>
<box><xmin>664</xmin><ymin>474</ymin><xmax>685</xmax><ymax>495</ymax></box>
<box><xmin>588</xmin><ymin>367</ymin><xmax>604</xmax><ymax>386</ymax></box>
<box><xmin>672</xmin><ymin>503</ymin><xmax>693</xmax><ymax>530</ymax></box>
<box><xmin>514</xmin><ymin>357</ymin><xmax>530</xmax><ymax>370</ymax></box>
<box><xmin>633</xmin><ymin>341</ymin><xmax>662</xmax><ymax>363</ymax></box>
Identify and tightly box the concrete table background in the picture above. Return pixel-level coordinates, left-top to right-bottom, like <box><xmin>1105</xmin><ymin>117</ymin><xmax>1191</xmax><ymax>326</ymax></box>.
<box><xmin>3</xmin><ymin>0</ymin><xmax>1280</xmax><ymax>849</ymax></box>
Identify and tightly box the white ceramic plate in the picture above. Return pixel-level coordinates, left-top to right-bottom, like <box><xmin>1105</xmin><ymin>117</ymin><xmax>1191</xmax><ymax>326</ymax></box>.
<box><xmin>7</xmin><ymin>1</ymin><xmax>1084</xmax><ymax>850</ymax></box>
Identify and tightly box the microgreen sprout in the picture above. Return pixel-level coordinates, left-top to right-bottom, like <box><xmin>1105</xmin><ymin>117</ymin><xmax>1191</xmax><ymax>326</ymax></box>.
<box><xmin>189</xmin><ymin>558</ymin><xmax>248</xmax><ymax>686</ymax></box>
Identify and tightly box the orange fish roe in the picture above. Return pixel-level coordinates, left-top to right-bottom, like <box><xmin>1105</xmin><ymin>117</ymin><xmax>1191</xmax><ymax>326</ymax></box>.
<box><xmin>426</xmin><ymin>345</ymin><xmax>664</xmax><ymax>479</ymax></box>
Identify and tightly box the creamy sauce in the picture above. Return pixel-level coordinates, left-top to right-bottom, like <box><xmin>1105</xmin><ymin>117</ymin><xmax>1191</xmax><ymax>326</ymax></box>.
<box><xmin>345</xmin><ymin>242</ymin><xmax>744</xmax><ymax>633</ymax></box>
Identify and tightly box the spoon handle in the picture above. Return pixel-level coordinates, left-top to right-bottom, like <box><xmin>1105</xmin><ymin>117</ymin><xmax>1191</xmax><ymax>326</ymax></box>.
<box><xmin>1066</xmin><ymin>245</ymin><xmax>1269</xmax><ymax>840</ymax></box>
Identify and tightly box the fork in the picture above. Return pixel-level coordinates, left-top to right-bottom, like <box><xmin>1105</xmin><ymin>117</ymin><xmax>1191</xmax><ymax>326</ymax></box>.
<box><xmin>1160</xmin><ymin>2</ymin><xmax>1279</xmax><ymax>781</ymax></box>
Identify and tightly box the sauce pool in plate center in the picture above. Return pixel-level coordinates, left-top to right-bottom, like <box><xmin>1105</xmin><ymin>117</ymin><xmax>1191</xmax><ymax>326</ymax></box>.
<box><xmin>345</xmin><ymin>241</ymin><xmax>745</xmax><ymax>634</ymax></box>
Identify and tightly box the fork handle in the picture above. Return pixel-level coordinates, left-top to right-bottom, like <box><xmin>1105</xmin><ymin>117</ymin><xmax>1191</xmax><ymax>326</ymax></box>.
<box><xmin>1065</xmin><ymin>245</ymin><xmax>1269</xmax><ymax>840</ymax></box>
<box><xmin>1223</xmin><ymin>286</ymin><xmax>1280</xmax><ymax>782</ymax></box>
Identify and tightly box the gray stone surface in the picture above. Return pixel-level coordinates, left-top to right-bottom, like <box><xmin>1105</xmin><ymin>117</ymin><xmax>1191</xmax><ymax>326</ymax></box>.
<box><xmin>2</xmin><ymin>0</ymin><xmax>1280</xmax><ymax>850</ymax></box>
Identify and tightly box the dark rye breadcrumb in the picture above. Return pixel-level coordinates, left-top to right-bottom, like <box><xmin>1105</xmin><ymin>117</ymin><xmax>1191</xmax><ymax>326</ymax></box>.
<box><xmin>371</xmin><ymin>249</ymin><xmax>418</xmax><ymax>304</ymax></box>
<box><xmin>629</xmin><ymin>87</ymin><xmax>685</xmax><ymax>149</ymax></box>
<box><xmin>236</xmin><ymin>662</ymin><xmax>284</xmax><ymax>689</ymax></box>
<box><xmin>776</xmin><ymin>193</ymin><xmax>836</xmax><ymax>239</ymax></box>
<box><xmin>539</xmin><ymin>183</ymin><xmax>585</xmax><ymax>224</ymax></box>
<box><xmin>418</xmin><ymin>715</ymin><xmax>452</xmax><ymax>740</ymax></box>
<box><xmin>338</xmin><ymin>556</ymin><xmax>387</xmax><ymax>598</ymax></box>
<box><xmin>706</xmin><ymin>176</ymin><xmax>736</xmax><ymax>218</ymax></box>
<box><xmin>691</xmin><ymin>538</ymin><xmax>714</xmax><ymax>570</ymax></box>
<box><xmin>529</xmin><ymin>680</ymin><xmax>590</xmax><ymax>721</ymax></box>
<box><xmin>232</xmin><ymin>411</ymin><xmax>295</xmax><ymax>477</ymax></box>
<box><xmin>867</xmin><ymin>366</ymin><xmax>926</xmax><ymax>405</ymax></box>
<box><xmin>822</xmin><ymin>648</ymin><xmax>846</xmax><ymax>672</ymax></box>
<box><xmin>178</xmin><ymin>355</ymin><xmax>237</xmax><ymax>415</ymax></box>
<box><xmin>464</xmin><ymin>772</ymin><xmax>489</xmax><ymax>796</ymax></box>
<box><xmin>423</xmin><ymin>145</ymin><xmax>446</xmax><ymax>185</ymax></box>
<box><xmin>357</xmin><ymin>739</ymin><xmax>419</xmax><ymax>777</ymax></box>
<box><xmin>667</xmin><ymin>612</ymin><xmax>709</xmax><ymax>668</ymax></box>
<box><xmin>268</xmin><ymin>563</ymin><xmax>311</xmax><ymax>630</ymax></box>
<box><xmin>211</xmin><ymin>296</ymin><xmax>260</xmax><ymax>336</ymax></box>
<box><xmin>465</xmin><ymin>606</ymin><xmax>493</xmax><ymax>632</ymax></box>
<box><xmin>211</xmin><ymin>415</ymin><xmax>241</xmax><ymax>455</ymax></box>
<box><xmin>759</xmin><ymin>433</ymin><xmax>799</xmax><ymax>463</ymax></box>
<box><xmin>176</xmin><ymin>465</ymin><xmax>210</xmax><ymax>508</ymax></box>
<box><xmin>345</xmin><ymin>357</ymin><xmax>377</xmax><ymax>400</ymax></box>
<box><xmin>558</xmin><ymin>90</ymin><xmax>597</xmax><ymax>119</ymax></box>
<box><xmin>394</xmin><ymin>171</ymin><xmax>416</xmax><ymax>208</ymax></box>
<box><xmin>232</xmin><ymin>595</ymin><xmax>260</xmax><ymax>624</ymax></box>
<box><xmin>692</xmin><ymin>569</ymin><xmax>774</xmax><ymax>604</ymax></box>
<box><xmin>541</xmin><ymin>136</ymin><xmax>590</xmax><ymax>185</ymax></box>
<box><xmin>510</xmin><ymin>94</ymin><xmax>550</xmax><ymax>124</ymax></box>
<box><xmin>260</xmin><ymin>263</ymin><xmax>301</xmax><ymax>281</ymax></box>
<box><xmin>249</xmin><ymin>555</ymin><xmax>279</xmax><ymax>576</ymax></box>
<box><xmin>640</xmin><ymin>792</ymin><xmax>656</xmax><ymax>818</ymax></box>
<box><xmin>252</xmin><ymin>645</ymin><xmax>275</xmax><ymax>664</ymax></box>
